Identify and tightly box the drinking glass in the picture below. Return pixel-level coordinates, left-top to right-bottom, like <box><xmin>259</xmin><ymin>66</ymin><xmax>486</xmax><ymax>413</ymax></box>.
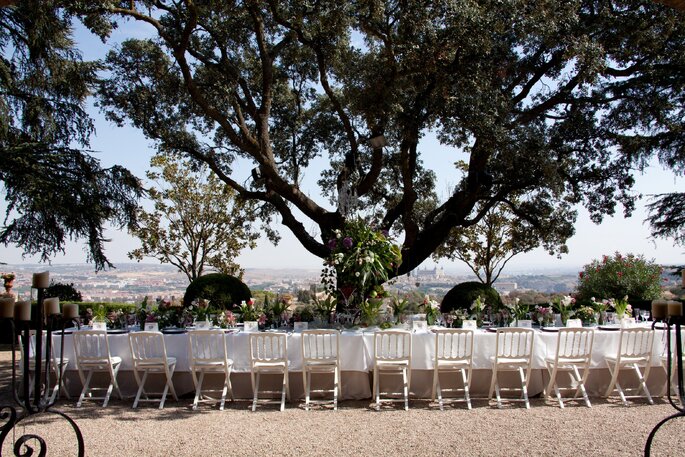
<box><xmin>641</xmin><ymin>309</ymin><xmax>651</xmax><ymax>322</ymax></box>
<box><xmin>634</xmin><ymin>308</ymin><xmax>641</xmax><ymax>322</ymax></box>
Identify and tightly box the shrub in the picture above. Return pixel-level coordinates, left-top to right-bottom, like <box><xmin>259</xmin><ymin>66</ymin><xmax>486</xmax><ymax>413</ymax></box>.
<box><xmin>440</xmin><ymin>281</ymin><xmax>503</xmax><ymax>313</ymax></box>
<box><xmin>576</xmin><ymin>252</ymin><xmax>663</xmax><ymax>302</ymax></box>
<box><xmin>183</xmin><ymin>273</ymin><xmax>252</xmax><ymax>310</ymax></box>
<box><xmin>46</xmin><ymin>282</ymin><xmax>82</xmax><ymax>302</ymax></box>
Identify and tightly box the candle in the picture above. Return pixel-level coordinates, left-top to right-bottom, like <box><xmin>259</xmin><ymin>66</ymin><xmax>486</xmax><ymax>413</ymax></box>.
<box><xmin>15</xmin><ymin>300</ymin><xmax>31</xmax><ymax>321</ymax></box>
<box><xmin>652</xmin><ymin>300</ymin><xmax>668</xmax><ymax>320</ymax></box>
<box><xmin>44</xmin><ymin>297</ymin><xmax>60</xmax><ymax>315</ymax></box>
<box><xmin>668</xmin><ymin>301</ymin><xmax>683</xmax><ymax>317</ymax></box>
<box><xmin>63</xmin><ymin>303</ymin><xmax>79</xmax><ymax>319</ymax></box>
<box><xmin>32</xmin><ymin>271</ymin><xmax>49</xmax><ymax>289</ymax></box>
<box><xmin>0</xmin><ymin>297</ymin><xmax>15</xmax><ymax>319</ymax></box>
<box><xmin>682</xmin><ymin>270</ymin><xmax>685</xmax><ymax>288</ymax></box>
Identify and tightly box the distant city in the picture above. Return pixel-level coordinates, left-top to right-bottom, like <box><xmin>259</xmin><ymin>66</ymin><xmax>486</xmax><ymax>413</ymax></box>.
<box><xmin>1</xmin><ymin>263</ymin><xmax>682</xmax><ymax>304</ymax></box>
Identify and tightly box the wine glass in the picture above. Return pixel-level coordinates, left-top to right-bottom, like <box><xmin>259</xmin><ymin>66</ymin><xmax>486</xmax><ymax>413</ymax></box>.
<box><xmin>634</xmin><ymin>308</ymin><xmax>642</xmax><ymax>322</ymax></box>
<box><xmin>641</xmin><ymin>309</ymin><xmax>651</xmax><ymax>323</ymax></box>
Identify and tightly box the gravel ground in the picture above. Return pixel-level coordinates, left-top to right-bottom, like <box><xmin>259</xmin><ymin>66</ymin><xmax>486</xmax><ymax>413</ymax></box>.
<box><xmin>1</xmin><ymin>348</ymin><xmax>684</xmax><ymax>457</ymax></box>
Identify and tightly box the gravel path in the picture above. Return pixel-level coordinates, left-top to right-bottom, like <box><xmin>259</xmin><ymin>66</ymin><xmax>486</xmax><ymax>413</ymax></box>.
<box><xmin>1</xmin><ymin>349</ymin><xmax>683</xmax><ymax>456</ymax></box>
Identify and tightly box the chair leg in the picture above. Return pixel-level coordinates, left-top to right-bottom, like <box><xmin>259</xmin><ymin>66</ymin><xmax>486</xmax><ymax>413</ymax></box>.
<box><xmin>110</xmin><ymin>364</ymin><xmax>123</xmax><ymax>402</ymax></box>
<box><xmin>488</xmin><ymin>366</ymin><xmax>497</xmax><ymax>401</ymax></box>
<box><xmin>281</xmin><ymin>370</ymin><xmax>287</xmax><ymax>412</ymax></box>
<box><xmin>461</xmin><ymin>368</ymin><xmax>472</xmax><ymax>410</ymax></box>
<box><xmin>544</xmin><ymin>364</ymin><xmax>557</xmax><ymax>401</ymax></box>
<box><xmin>159</xmin><ymin>375</ymin><xmax>170</xmax><ymax>410</ymax></box>
<box><xmin>572</xmin><ymin>365</ymin><xmax>592</xmax><ymax>408</ymax></box>
<box><xmin>220</xmin><ymin>371</ymin><xmax>228</xmax><ymax>411</ymax></box>
<box><xmin>167</xmin><ymin>364</ymin><xmax>178</xmax><ymax>402</ymax></box>
<box><xmin>605</xmin><ymin>361</ymin><xmax>620</xmax><ymax>398</ymax></box>
<box><xmin>193</xmin><ymin>371</ymin><xmax>205</xmax><ymax>410</ymax></box>
<box><xmin>303</xmin><ymin>369</ymin><xmax>310</xmax><ymax>411</ymax></box>
<box><xmin>77</xmin><ymin>370</ymin><xmax>93</xmax><ymax>408</ymax></box>
<box><xmin>252</xmin><ymin>372</ymin><xmax>260</xmax><ymax>412</ymax></box>
<box><xmin>436</xmin><ymin>371</ymin><xmax>444</xmax><ymax>411</ymax></box>
<box><xmin>373</xmin><ymin>366</ymin><xmax>380</xmax><ymax>411</ymax></box>
<box><xmin>634</xmin><ymin>363</ymin><xmax>654</xmax><ymax>405</ymax></box>
<box><xmin>402</xmin><ymin>368</ymin><xmax>409</xmax><ymax>411</ymax></box>
<box><xmin>519</xmin><ymin>366</ymin><xmax>530</xmax><ymax>409</ymax></box>
<box><xmin>133</xmin><ymin>370</ymin><xmax>148</xmax><ymax>409</ymax></box>
<box><xmin>333</xmin><ymin>366</ymin><xmax>339</xmax><ymax>411</ymax></box>
<box><xmin>431</xmin><ymin>367</ymin><xmax>438</xmax><ymax>402</ymax></box>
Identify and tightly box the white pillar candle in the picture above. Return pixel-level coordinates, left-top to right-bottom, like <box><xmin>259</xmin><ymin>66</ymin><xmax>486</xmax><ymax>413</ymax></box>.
<box><xmin>15</xmin><ymin>300</ymin><xmax>31</xmax><ymax>321</ymax></box>
<box><xmin>668</xmin><ymin>300</ymin><xmax>683</xmax><ymax>317</ymax></box>
<box><xmin>44</xmin><ymin>297</ymin><xmax>60</xmax><ymax>315</ymax></box>
<box><xmin>0</xmin><ymin>297</ymin><xmax>15</xmax><ymax>319</ymax></box>
<box><xmin>63</xmin><ymin>303</ymin><xmax>79</xmax><ymax>319</ymax></box>
<box><xmin>32</xmin><ymin>271</ymin><xmax>50</xmax><ymax>289</ymax></box>
<box><xmin>652</xmin><ymin>300</ymin><xmax>668</xmax><ymax>320</ymax></box>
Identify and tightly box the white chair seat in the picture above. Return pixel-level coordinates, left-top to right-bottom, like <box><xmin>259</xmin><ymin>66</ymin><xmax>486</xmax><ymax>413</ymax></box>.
<box><xmin>373</xmin><ymin>330</ymin><xmax>412</xmax><ymax>411</ymax></box>
<box><xmin>488</xmin><ymin>328</ymin><xmax>534</xmax><ymax>409</ymax></box>
<box><xmin>432</xmin><ymin>329</ymin><xmax>474</xmax><ymax>410</ymax></box>
<box><xmin>188</xmin><ymin>330</ymin><xmax>233</xmax><ymax>411</ymax></box>
<box><xmin>250</xmin><ymin>333</ymin><xmax>290</xmax><ymax>411</ymax></box>
<box><xmin>74</xmin><ymin>331</ymin><xmax>122</xmax><ymax>408</ymax></box>
<box><xmin>605</xmin><ymin>327</ymin><xmax>655</xmax><ymax>406</ymax></box>
<box><xmin>544</xmin><ymin>328</ymin><xmax>594</xmax><ymax>408</ymax></box>
<box><xmin>129</xmin><ymin>332</ymin><xmax>178</xmax><ymax>409</ymax></box>
<box><xmin>301</xmin><ymin>330</ymin><xmax>340</xmax><ymax>410</ymax></box>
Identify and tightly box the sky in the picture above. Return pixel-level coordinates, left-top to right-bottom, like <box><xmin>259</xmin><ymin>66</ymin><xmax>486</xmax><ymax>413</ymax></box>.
<box><xmin>1</xmin><ymin>18</ymin><xmax>684</xmax><ymax>275</ymax></box>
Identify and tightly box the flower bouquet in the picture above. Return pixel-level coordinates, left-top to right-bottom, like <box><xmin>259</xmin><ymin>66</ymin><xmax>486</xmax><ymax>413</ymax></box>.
<box><xmin>470</xmin><ymin>296</ymin><xmax>486</xmax><ymax>327</ymax></box>
<box><xmin>574</xmin><ymin>306</ymin><xmax>597</xmax><ymax>326</ymax></box>
<box><xmin>421</xmin><ymin>295</ymin><xmax>441</xmax><ymax>326</ymax></box>
<box><xmin>612</xmin><ymin>295</ymin><xmax>632</xmax><ymax>320</ymax></box>
<box><xmin>552</xmin><ymin>295</ymin><xmax>575</xmax><ymax>326</ymax></box>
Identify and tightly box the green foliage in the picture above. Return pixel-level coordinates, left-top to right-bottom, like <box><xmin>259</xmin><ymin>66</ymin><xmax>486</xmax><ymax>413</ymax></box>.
<box><xmin>435</xmin><ymin>202</ymin><xmax>573</xmax><ymax>286</ymax></box>
<box><xmin>183</xmin><ymin>273</ymin><xmax>252</xmax><ymax>310</ymax></box>
<box><xmin>576</xmin><ymin>253</ymin><xmax>663</xmax><ymax>302</ymax></box>
<box><xmin>0</xmin><ymin>4</ymin><xmax>141</xmax><ymax>269</ymax></box>
<box><xmin>313</xmin><ymin>295</ymin><xmax>337</xmax><ymax>320</ymax></box>
<box><xmin>128</xmin><ymin>154</ymin><xmax>264</xmax><ymax>282</ymax></box>
<box><xmin>440</xmin><ymin>282</ymin><xmax>503</xmax><ymax>313</ymax></box>
<box><xmin>646</xmin><ymin>193</ymin><xmax>685</xmax><ymax>247</ymax></box>
<box><xmin>45</xmin><ymin>282</ymin><xmax>82</xmax><ymax>302</ymax></box>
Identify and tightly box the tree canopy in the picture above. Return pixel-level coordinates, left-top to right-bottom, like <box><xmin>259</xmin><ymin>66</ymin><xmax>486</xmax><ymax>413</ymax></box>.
<box><xmin>61</xmin><ymin>1</ymin><xmax>685</xmax><ymax>277</ymax></box>
<box><xmin>0</xmin><ymin>1</ymin><xmax>142</xmax><ymax>269</ymax></box>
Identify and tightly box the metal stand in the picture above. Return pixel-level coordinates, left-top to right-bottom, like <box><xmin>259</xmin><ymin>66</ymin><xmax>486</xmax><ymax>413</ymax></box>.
<box><xmin>644</xmin><ymin>315</ymin><xmax>684</xmax><ymax>456</ymax></box>
<box><xmin>0</xmin><ymin>286</ymin><xmax>84</xmax><ymax>456</ymax></box>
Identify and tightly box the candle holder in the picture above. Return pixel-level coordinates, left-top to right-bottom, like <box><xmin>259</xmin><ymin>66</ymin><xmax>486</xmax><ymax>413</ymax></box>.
<box><xmin>0</xmin><ymin>280</ymin><xmax>84</xmax><ymax>456</ymax></box>
<box><xmin>644</xmin><ymin>301</ymin><xmax>684</xmax><ymax>456</ymax></box>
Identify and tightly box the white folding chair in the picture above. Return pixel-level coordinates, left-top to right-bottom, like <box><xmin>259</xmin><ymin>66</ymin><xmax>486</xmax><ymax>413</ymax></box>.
<box><xmin>431</xmin><ymin>329</ymin><xmax>474</xmax><ymax>410</ymax></box>
<box><xmin>544</xmin><ymin>327</ymin><xmax>595</xmax><ymax>408</ymax></box>
<box><xmin>188</xmin><ymin>329</ymin><xmax>234</xmax><ymax>410</ymax></box>
<box><xmin>129</xmin><ymin>331</ymin><xmax>178</xmax><ymax>409</ymax></box>
<box><xmin>373</xmin><ymin>330</ymin><xmax>412</xmax><ymax>411</ymax></box>
<box><xmin>301</xmin><ymin>330</ymin><xmax>340</xmax><ymax>410</ymax></box>
<box><xmin>488</xmin><ymin>328</ymin><xmax>535</xmax><ymax>409</ymax></box>
<box><xmin>73</xmin><ymin>330</ymin><xmax>122</xmax><ymax>407</ymax></box>
<box><xmin>605</xmin><ymin>327</ymin><xmax>655</xmax><ymax>405</ymax></box>
<box><xmin>249</xmin><ymin>332</ymin><xmax>290</xmax><ymax>411</ymax></box>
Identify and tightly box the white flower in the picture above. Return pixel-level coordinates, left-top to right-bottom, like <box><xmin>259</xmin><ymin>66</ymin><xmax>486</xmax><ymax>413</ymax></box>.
<box><xmin>514</xmin><ymin>297</ymin><xmax>520</xmax><ymax>304</ymax></box>
<box><xmin>365</xmin><ymin>256</ymin><xmax>371</xmax><ymax>263</ymax></box>
<box><xmin>355</xmin><ymin>272</ymin><xmax>360</xmax><ymax>277</ymax></box>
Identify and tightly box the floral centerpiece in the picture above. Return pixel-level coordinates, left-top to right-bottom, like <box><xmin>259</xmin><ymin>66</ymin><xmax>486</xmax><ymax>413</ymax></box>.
<box><xmin>447</xmin><ymin>309</ymin><xmax>468</xmax><ymax>328</ymax></box>
<box><xmin>534</xmin><ymin>305</ymin><xmax>555</xmax><ymax>327</ymax></box>
<box><xmin>390</xmin><ymin>294</ymin><xmax>410</xmax><ymax>325</ymax></box>
<box><xmin>321</xmin><ymin>218</ymin><xmax>401</xmax><ymax>319</ymax></box>
<box><xmin>611</xmin><ymin>295</ymin><xmax>632</xmax><ymax>320</ymax></box>
<box><xmin>358</xmin><ymin>298</ymin><xmax>383</xmax><ymax>327</ymax></box>
<box><xmin>235</xmin><ymin>298</ymin><xmax>265</xmax><ymax>324</ymax></box>
<box><xmin>313</xmin><ymin>295</ymin><xmax>337</xmax><ymax>326</ymax></box>
<box><xmin>215</xmin><ymin>310</ymin><xmax>237</xmax><ymax>328</ymax></box>
<box><xmin>421</xmin><ymin>295</ymin><xmax>441</xmax><ymax>326</ymax></box>
<box><xmin>574</xmin><ymin>306</ymin><xmax>597</xmax><ymax>326</ymax></box>
<box><xmin>470</xmin><ymin>296</ymin><xmax>486</xmax><ymax>327</ymax></box>
<box><xmin>590</xmin><ymin>297</ymin><xmax>610</xmax><ymax>325</ymax></box>
<box><xmin>552</xmin><ymin>295</ymin><xmax>575</xmax><ymax>326</ymax></box>
<box><xmin>506</xmin><ymin>298</ymin><xmax>530</xmax><ymax>325</ymax></box>
<box><xmin>2</xmin><ymin>272</ymin><xmax>15</xmax><ymax>294</ymax></box>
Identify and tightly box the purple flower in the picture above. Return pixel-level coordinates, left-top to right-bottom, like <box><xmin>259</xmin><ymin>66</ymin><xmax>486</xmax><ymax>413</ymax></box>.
<box><xmin>327</xmin><ymin>239</ymin><xmax>337</xmax><ymax>250</ymax></box>
<box><xmin>343</xmin><ymin>237</ymin><xmax>353</xmax><ymax>249</ymax></box>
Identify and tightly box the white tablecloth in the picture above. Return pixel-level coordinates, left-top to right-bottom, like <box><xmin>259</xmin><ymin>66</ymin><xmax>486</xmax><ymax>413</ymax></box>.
<box><xmin>53</xmin><ymin>326</ymin><xmax>673</xmax><ymax>401</ymax></box>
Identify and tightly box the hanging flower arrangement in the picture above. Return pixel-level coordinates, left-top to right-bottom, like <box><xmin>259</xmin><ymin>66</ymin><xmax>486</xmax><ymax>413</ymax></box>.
<box><xmin>321</xmin><ymin>219</ymin><xmax>402</xmax><ymax>310</ymax></box>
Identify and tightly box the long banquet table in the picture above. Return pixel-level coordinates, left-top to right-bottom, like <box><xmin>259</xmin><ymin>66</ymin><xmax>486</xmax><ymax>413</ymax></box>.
<box><xmin>54</xmin><ymin>325</ymin><xmax>673</xmax><ymax>403</ymax></box>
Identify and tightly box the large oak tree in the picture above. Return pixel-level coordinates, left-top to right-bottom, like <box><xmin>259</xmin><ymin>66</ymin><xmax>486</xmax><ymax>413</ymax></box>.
<box><xmin>69</xmin><ymin>1</ymin><xmax>684</xmax><ymax>278</ymax></box>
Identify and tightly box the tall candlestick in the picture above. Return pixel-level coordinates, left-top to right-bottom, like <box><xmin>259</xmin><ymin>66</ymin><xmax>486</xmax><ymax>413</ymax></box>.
<box><xmin>15</xmin><ymin>300</ymin><xmax>31</xmax><ymax>321</ymax></box>
<box><xmin>0</xmin><ymin>297</ymin><xmax>15</xmax><ymax>319</ymax></box>
<box><xmin>682</xmin><ymin>269</ymin><xmax>685</xmax><ymax>288</ymax></box>
<box><xmin>668</xmin><ymin>301</ymin><xmax>683</xmax><ymax>317</ymax></box>
<box><xmin>32</xmin><ymin>271</ymin><xmax>50</xmax><ymax>289</ymax></box>
<box><xmin>63</xmin><ymin>303</ymin><xmax>79</xmax><ymax>319</ymax></box>
<box><xmin>652</xmin><ymin>300</ymin><xmax>668</xmax><ymax>320</ymax></box>
<box><xmin>44</xmin><ymin>297</ymin><xmax>60</xmax><ymax>315</ymax></box>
